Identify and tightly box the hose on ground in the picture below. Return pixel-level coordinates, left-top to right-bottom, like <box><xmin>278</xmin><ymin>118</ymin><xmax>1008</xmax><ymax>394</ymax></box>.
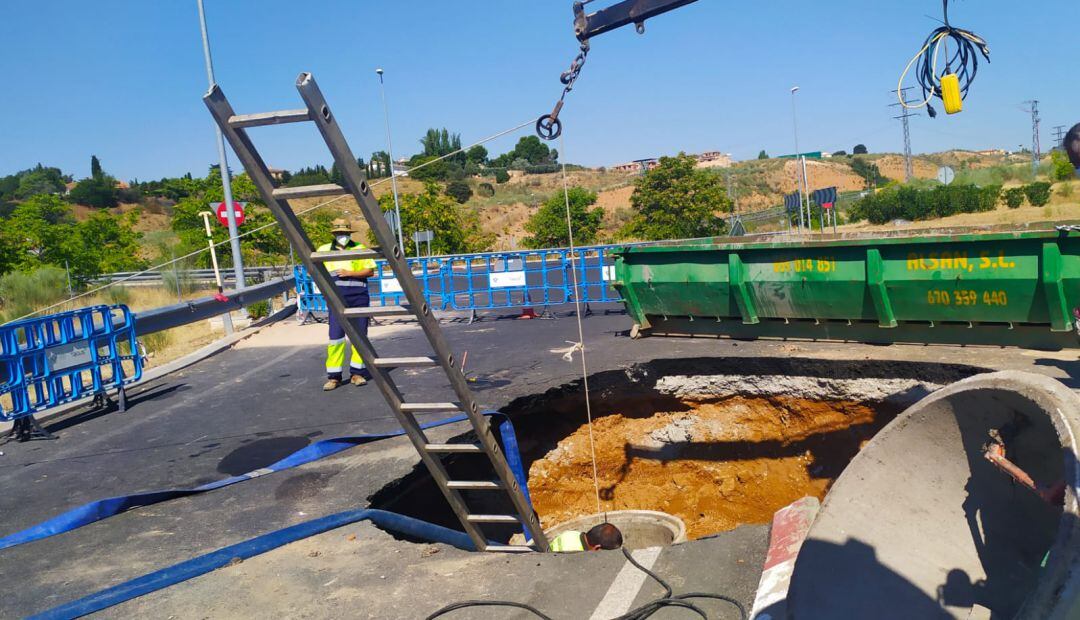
<box><xmin>424</xmin><ymin>547</ymin><xmax>748</xmax><ymax>620</ymax></box>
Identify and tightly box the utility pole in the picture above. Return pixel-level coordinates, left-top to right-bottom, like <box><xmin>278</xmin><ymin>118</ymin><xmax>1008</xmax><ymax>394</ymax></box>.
<box><xmin>790</xmin><ymin>86</ymin><xmax>807</xmax><ymax>233</ymax></box>
<box><xmin>1052</xmin><ymin>125</ymin><xmax>1067</xmax><ymax>149</ymax></box>
<box><xmin>1023</xmin><ymin>100</ymin><xmax>1041</xmax><ymax>175</ymax></box>
<box><xmin>376</xmin><ymin>68</ymin><xmax>406</xmax><ymax>253</ymax></box>
<box><xmin>890</xmin><ymin>88</ymin><xmax>915</xmax><ymax>183</ymax></box>
<box><xmin>197</xmin><ymin>0</ymin><xmax>246</xmax><ymax>293</ymax></box>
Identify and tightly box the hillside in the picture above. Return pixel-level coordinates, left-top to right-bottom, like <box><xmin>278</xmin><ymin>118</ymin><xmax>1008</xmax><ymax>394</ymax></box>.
<box><xmin>60</xmin><ymin>149</ymin><xmax>1060</xmax><ymax>262</ymax></box>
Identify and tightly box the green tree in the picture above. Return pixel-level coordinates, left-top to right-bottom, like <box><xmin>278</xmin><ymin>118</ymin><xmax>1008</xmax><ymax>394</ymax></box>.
<box><xmin>91</xmin><ymin>155</ymin><xmax>103</xmax><ymax>179</ymax></box>
<box><xmin>620</xmin><ymin>154</ymin><xmax>730</xmax><ymax>241</ymax></box>
<box><xmin>15</xmin><ymin>166</ymin><xmax>67</xmax><ymax>198</ymax></box>
<box><xmin>407</xmin><ymin>155</ymin><xmax>449</xmax><ymax>182</ymax></box>
<box><xmin>832</xmin><ymin>150</ymin><xmax>847</xmax><ymax>157</ymax></box>
<box><xmin>1003</xmin><ymin>187</ymin><xmax>1026</xmax><ymax>209</ymax></box>
<box><xmin>286</xmin><ymin>165</ymin><xmax>331</xmax><ymax>187</ymax></box>
<box><xmin>69</xmin><ymin>175</ymin><xmax>119</xmax><ymax>208</ymax></box>
<box><xmin>757</xmin><ymin>150</ymin><xmax>769</xmax><ymax>160</ymax></box>
<box><xmin>466</xmin><ymin>145</ymin><xmax>488</xmax><ymax>166</ymax></box>
<box><xmin>445</xmin><ymin>181</ymin><xmax>473</xmax><ymax>204</ymax></box>
<box><xmin>1050</xmin><ymin>150</ymin><xmax>1075</xmax><ymax>182</ymax></box>
<box><xmin>1023</xmin><ymin>182</ymin><xmax>1052</xmax><ymax>207</ymax></box>
<box><xmin>494</xmin><ymin>169</ymin><xmax>510</xmax><ymax>184</ymax></box>
<box><xmin>371</xmin><ymin>183</ymin><xmax>491</xmax><ymax>256</ymax></box>
<box><xmin>71</xmin><ymin>210</ymin><xmax>145</xmax><ymax>274</ymax></box>
<box><xmin>853</xmin><ymin>144</ymin><xmax>869</xmax><ymax>155</ymax></box>
<box><xmin>524</xmin><ymin>187</ymin><xmax>603</xmax><ymax>248</ymax></box>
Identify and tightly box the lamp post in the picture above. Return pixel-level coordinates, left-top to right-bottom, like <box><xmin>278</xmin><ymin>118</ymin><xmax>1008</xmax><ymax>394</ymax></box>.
<box><xmin>376</xmin><ymin>68</ymin><xmax>405</xmax><ymax>253</ymax></box>
<box><xmin>790</xmin><ymin>86</ymin><xmax>808</xmax><ymax>233</ymax></box>
<box><xmin>196</xmin><ymin>0</ymin><xmax>245</xmax><ymax>293</ymax></box>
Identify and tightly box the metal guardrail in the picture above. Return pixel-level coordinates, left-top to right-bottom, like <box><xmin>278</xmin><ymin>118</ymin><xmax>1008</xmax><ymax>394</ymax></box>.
<box><xmin>1</xmin><ymin>305</ymin><xmax>142</xmax><ymax>422</ymax></box>
<box><xmin>133</xmin><ymin>277</ymin><xmax>295</xmax><ymax>336</ymax></box>
<box><xmin>93</xmin><ymin>266</ymin><xmax>292</xmax><ymax>287</ymax></box>
<box><xmin>294</xmin><ymin>245</ymin><xmax>624</xmax><ymax>318</ymax></box>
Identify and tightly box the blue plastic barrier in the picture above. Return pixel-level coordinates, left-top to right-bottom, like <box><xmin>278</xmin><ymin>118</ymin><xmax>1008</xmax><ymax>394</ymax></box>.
<box><xmin>293</xmin><ymin>265</ymin><xmax>327</xmax><ymax>314</ymax></box>
<box><xmin>293</xmin><ymin>244</ymin><xmax>624</xmax><ymax>317</ymax></box>
<box><xmin>0</xmin><ymin>305</ymin><xmax>142</xmax><ymax>421</ymax></box>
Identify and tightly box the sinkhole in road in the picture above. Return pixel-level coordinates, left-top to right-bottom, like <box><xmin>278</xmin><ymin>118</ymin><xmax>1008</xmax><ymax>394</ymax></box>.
<box><xmin>368</xmin><ymin>356</ymin><xmax>982</xmax><ymax>544</ymax></box>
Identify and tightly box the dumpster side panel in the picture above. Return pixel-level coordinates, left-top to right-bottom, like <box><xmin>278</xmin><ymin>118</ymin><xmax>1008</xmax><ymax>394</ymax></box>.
<box><xmin>614</xmin><ymin>232</ymin><xmax>1080</xmax><ymax>348</ymax></box>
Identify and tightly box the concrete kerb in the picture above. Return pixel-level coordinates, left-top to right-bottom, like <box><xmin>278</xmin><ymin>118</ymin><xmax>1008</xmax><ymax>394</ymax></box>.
<box><xmin>0</xmin><ymin>302</ymin><xmax>298</xmax><ymax>439</ymax></box>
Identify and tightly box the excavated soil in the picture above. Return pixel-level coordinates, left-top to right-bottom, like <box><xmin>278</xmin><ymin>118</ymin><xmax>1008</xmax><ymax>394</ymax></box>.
<box><xmin>528</xmin><ymin>395</ymin><xmax>884</xmax><ymax>539</ymax></box>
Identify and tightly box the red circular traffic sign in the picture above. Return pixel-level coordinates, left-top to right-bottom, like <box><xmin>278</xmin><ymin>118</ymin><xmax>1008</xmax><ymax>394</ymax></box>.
<box><xmin>216</xmin><ymin>201</ymin><xmax>245</xmax><ymax>227</ymax></box>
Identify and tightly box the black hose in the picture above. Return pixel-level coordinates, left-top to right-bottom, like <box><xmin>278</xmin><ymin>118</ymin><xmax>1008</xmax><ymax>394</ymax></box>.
<box><xmin>910</xmin><ymin>0</ymin><xmax>989</xmax><ymax>118</ymax></box>
<box><xmin>423</xmin><ymin>547</ymin><xmax>748</xmax><ymax>620</ymax></box>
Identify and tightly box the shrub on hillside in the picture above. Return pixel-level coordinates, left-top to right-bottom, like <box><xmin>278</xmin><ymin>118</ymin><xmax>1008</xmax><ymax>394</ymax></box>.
<box><xmin>1003</xmin><ymin>187</ymin><xmax>1026</xmax><ymax>209</ymax></box>
<box><xmin>848</xmin><ymin>184</ymin><xmax>1001</xmax><ymax>225</ymax></box>
<box><xmin>494</xmin><ymin>169</ymin><xmax>510</xmax><ymax>184</ymax></box>
<box><xmin>1051</xmin><ymin>150</ymin><xmax>1075</xmax><ymax>182</ymax></box>
<box><xmin>1023</xmin><ymin>182</ymin><xmax>1052</xmax><ymax>207</ymax></box>
<box><xmin>444</xmin><ymin>181</ymin><xmax>473</xmax><ymax>204</ymax></box>
<box><xmin>476</xmin><ymin>182</ymin><xmax>495</xmax><ymax>197</ymax></box>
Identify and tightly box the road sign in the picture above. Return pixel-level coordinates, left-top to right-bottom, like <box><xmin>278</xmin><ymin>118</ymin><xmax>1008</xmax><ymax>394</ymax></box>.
<box><xmin>413</xmin><ymin>230</ymin><xmax>434</xmax><ymax>243</ymax></box>
<box><xmin>214</xmin><ymin>201</ymin><xmax>246</xmax><ymax>227</ymax></box>
<box><xmin>937</xmin><ymin>166</ymin><xmax>956</xmax><ymax>185</ymax></box>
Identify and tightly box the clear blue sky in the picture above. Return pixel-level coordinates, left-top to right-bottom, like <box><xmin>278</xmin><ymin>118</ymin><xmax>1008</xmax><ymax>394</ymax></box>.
<box><xmin>1</xmin><ymin>1</ymin><xmax>1076</xmax><ymax>181</ymax></box>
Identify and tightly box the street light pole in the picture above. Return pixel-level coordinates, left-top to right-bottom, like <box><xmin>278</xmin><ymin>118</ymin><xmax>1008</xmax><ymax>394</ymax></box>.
<box><xmin>197</xmin><ymin>0</ymin><xmax>245</xmax><ymax>292</ymax></box>
<box><xmin>376</xmin><ymin>68</ymin><xmax>405</xmax><ymax>253</ymax></box>
<box><xmin>790</xmin><ymin>86</ymin><xmax>808</xmax><ymax>233</ymax></box>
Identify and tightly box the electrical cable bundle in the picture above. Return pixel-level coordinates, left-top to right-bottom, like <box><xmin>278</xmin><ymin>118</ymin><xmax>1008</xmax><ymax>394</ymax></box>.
<box><xmin>425</xmin><ymin>547</ymin><xmax>748</xmax><ymax>620</ymax></box>
<box><xmin>897</xmin><ymin>0</ymin><xmax>990</xmax><ymax>118</ymax></box>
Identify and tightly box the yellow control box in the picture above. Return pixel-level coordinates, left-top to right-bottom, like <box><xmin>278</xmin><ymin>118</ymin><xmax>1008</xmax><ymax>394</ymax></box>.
<box><xmin>941</xmin><ymin>73</ymin><xmax>963</xmax><ymax>114</ymax></box>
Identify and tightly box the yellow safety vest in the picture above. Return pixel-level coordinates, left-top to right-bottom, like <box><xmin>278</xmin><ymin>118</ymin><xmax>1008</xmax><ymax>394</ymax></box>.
<box><xmin>317</xmin><ymin>241</ymin><xmax>376</xmax><ymax>274</ymax></box>
<box><xmin>549</xmin><ymin>531</ymin><xmax>586</xmax><ymax>553</ymax></box>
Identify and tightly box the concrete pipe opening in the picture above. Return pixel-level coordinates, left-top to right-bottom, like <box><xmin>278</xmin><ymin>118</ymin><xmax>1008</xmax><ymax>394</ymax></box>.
<box><xmin>788</xmin><ymin>371</ymin><xmax>1080</xmax><ymax>620</ymax></box>
<box><xmin>545</xmin><ymin>510</ymin><xmax>687</xmax><ymax>550</ymax></box>
<box><xmin>368</xmin><ymin>357</ymin><xmax>981</xmax><ymax>546</ymax></box>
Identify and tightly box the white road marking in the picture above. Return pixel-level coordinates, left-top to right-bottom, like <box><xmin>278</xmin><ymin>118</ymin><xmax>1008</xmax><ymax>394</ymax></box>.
<box><xmin>589</xmin><ymin>547</ymin><xmax>663</xmax><ymax>620</ymax></box>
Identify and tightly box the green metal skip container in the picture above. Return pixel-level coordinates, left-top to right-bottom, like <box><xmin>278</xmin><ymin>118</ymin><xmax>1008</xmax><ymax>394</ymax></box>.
<box><xmin>611</xmin><ymin>229</ymin><xmax>1080</xmax><ymax>349</ymax></box>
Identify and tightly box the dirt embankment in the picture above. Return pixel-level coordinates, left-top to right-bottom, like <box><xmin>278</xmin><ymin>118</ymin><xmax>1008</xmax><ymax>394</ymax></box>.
<box><xmin>528</xmin><ymin>395</ymin><xmax>888</xmax><ymax>539</ymax></box>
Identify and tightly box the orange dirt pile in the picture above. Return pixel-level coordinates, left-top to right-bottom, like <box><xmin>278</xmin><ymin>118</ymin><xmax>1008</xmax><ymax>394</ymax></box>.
<box><xmin>528</xmin><ymin>396</ymin><xmax>881</xmax><ymax>539</ymax></box>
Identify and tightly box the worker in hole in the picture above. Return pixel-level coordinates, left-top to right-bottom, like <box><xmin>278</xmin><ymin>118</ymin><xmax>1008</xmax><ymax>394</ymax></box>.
<box><xmin>1066</xmin><ymin>123</ymin><xmax>1080</xmax><ymax>177</ymax></box>
<box><xmin>320</xmin><ymin>219</ymin><xmax>376</xmax><ymax>391</ymax></box>
<box><xmin>549</xmin><ymin>523</ymin><xmax>623</xmax><ymax>552</ymax></box>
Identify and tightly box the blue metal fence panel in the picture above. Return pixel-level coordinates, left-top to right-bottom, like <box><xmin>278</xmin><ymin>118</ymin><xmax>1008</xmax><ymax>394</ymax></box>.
<box><xmin>0</xmin><ymin>305</ymin><xmax>143</xmax><ymax>421</ymax></box>
<box><xmin>292</xmin><ymin>244</ymin><xmax>624</xmax><ymax>317</ymax></box>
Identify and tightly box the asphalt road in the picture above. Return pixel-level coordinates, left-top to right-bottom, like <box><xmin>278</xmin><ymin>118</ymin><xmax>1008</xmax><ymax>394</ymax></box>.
<box><xmin>0</xmin><ymin>306</ymin><xmax>1075</xmax><ymax>617</ymax></box>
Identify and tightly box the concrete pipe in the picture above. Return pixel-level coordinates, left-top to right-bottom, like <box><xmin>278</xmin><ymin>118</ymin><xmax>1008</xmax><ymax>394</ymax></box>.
<box><xmin>787</xmin><ymin>371</ymin><xmax>1080</xmax><ymax>620</ymax></box>
<box><xmin>546</xmin><ymin>510</ymin><xmax>687</xmax><ymax>550</ymax></box>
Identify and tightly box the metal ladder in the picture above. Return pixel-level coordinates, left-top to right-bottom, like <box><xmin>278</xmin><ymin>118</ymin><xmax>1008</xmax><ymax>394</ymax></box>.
<box><xmin>204</xmin><ymin>73</ymin><xmax>548</xmax><ymax>553</ymax></box>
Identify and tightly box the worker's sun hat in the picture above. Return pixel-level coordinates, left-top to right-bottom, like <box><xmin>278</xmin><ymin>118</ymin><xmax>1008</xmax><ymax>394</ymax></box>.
<box><xmin>331</xmin><ymin>218</ymin><xmax>354</xmax><ymax>234</ymax></box>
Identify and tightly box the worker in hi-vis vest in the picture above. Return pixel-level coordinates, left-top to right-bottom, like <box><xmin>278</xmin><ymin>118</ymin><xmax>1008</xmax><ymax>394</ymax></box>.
<box><xmin>549</xmin><ymin>523</ymin><xmax>623</xmax><ymax>552</ymax></box>
<box><xmin>319</xmin><ymin>219</ymin><xmax>377</xmax><ymax>391</ymax></box>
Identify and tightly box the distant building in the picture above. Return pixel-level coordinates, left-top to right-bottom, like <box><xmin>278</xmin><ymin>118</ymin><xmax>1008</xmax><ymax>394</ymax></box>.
<box><xmin>114</xmin><ymin>180</ymin><xmax>130</xmax><ymax>190</ymax></box>
<box><xmin>693</xmin><ymin>151</ymin><xmax>733</xmax><ymax>168</ymax></box>
<box><xmin>976</xmin><ymin>149</ymin><xmax>1007</xmax><ymax>156</ymax></box>
<box><xmin>267</xmin><ymin>168</ymin><xmax>287</xmax><ymax>182</ymax></box>
<box><xmin>612</xmin><ymin>158</ymin><xmax>658</xmax><ymax>174</ymax></box>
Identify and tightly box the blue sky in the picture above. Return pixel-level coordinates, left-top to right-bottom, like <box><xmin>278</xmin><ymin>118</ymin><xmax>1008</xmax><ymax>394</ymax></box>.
<box><xmin>1</xmin><ymin>1</ymin><xmax>1076</xmax><ymax>181</ymax></box>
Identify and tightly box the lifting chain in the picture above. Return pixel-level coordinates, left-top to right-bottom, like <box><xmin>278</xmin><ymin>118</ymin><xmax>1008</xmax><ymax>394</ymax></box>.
<box><xmin>536</xmin><ymin>42</ymin><xmax>590</xmax><ymax>141</ymax></box>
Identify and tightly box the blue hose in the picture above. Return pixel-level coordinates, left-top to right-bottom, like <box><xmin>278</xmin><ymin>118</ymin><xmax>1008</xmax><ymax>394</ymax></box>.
<box><xmin>28</xmin><ymin>508</ymin><xmax>476</xmax><ymax>620</ymax></box>
<box><xmin>0</xmin><ymin>412</ymin><xmax>532</xmax><ymax>550</ymax></box>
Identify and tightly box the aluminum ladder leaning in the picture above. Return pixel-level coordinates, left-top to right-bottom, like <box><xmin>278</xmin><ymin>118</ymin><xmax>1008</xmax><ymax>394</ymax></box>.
<box><xmin>203</xmin><ymin>72</ymin><xmax>549</xmax><ymax>553</ymax></box>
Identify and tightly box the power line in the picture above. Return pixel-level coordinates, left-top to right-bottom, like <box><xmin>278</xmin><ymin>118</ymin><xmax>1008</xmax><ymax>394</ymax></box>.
<box><xmin>889</xmin><ymin>88</ymin><xmax>916</xmax><ymax>182</ymax></box>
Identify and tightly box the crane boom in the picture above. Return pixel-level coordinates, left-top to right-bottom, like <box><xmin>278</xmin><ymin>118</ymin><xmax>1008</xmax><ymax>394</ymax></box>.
<box><xmin>573</xmin><ymin>0</ymin><xmax>699</xmax><ymax>41</ymax></box>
